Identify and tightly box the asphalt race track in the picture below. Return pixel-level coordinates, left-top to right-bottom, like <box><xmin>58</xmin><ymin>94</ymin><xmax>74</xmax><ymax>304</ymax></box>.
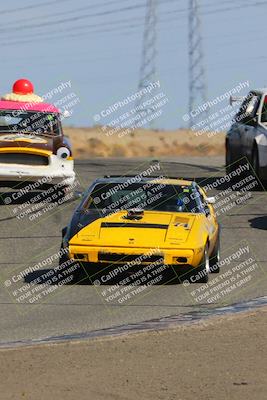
<box><xmin>0</xmin><ymin>156</ymin><xmax>267</xmax><ymax>345</ymax></box>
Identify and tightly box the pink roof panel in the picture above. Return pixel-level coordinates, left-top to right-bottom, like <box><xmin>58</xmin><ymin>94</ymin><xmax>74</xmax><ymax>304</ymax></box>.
<box><xmin>0</xmin><ymin>100</ymin><xmax>60</xmax><ymax>113</ymax></box>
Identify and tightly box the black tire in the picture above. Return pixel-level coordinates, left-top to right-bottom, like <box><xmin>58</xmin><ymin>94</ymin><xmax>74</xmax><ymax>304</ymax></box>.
<box><xmin>59</xmin><ymin>243</ymin><xmax>69</xmax><ymax>266</ymax></box>
<box><xmin>210</xmin><ymin>237</ymin><xmax>220</xmax><ymax>273</ymax></box>
<box><xmin>250</xmin><ymin>143</ymin><xmax>265</xmax><ymax>190</ymax></box>
<box><xmin>251</xmin><ymin>144</ymin><xmax>260</xmax><ymax>179</ymax></box>
<box><xmin>57</xmin><ymin>244</ymin><xmax>77</xmax><ymax>284</ymax></box>
<box><xmin>189</xmin><ymin>244</ymin><xmax>210</xmax><ymax>284</ymax></box>
<box><xmin>198</xmin><ymin>244</ymin><xmax>210</xmax><ymax>283</ymax></box>
<box><xmin>59</xmin><ymin>226</ymin><xmax>88</xmax><ymax>283</ymax></box>
<box><xmin>225</xmin><ymin>143</ymin><xmax>232</xmax><ymax>175</ymax></box>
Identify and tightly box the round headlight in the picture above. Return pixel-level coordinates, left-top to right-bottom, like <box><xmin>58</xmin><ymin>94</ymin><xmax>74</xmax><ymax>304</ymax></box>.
<box><xmin>57</xmin><ymin>147</ymin><xmax>71</xmax><ymax>159</ymax></box>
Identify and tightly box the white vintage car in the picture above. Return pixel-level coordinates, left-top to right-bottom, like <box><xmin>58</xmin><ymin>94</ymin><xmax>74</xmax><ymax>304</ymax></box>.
<box><xmin>0</xmin><ymin>79</ymin><xmax>75</xmax><ymax>190</ymax></box>
<box><xmin>0</xmin><ymin>100</ymin><xmax>75</xmax><ymax>189</ymax></box>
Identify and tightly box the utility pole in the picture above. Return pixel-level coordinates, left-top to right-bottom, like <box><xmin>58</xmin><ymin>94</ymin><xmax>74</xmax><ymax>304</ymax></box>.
<box><xmin>188</xmin><ymin>0</ymin><xmax>208</xmax><ymax>129</ymax></box>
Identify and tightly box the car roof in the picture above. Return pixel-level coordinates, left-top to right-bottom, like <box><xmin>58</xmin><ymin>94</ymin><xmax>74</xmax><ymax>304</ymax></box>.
<box><xmin>93</xmin><ymin>176</ymin><xmax>194</xmax><ymax>187</ymax></box>
<box><xmin>0</xmin><ymin>100</ymin><xmax>60</xmax><ymax>113</ymax></box>
<box><xmin>252</xmin><ymin>88</ymin><xmax>267</xmax><ymax>95</ymax></box>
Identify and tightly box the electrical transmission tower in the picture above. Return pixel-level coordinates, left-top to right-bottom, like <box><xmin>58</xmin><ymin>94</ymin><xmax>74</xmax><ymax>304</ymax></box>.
<box><xmin>188</xmin><ymin>0</ymin><xmax>208</xmax><ymax>129</ymax></box>
<box><xmin>135</xmin><ymin>0</ymin><xmax>158</xmax><ymax>126</ymax></box>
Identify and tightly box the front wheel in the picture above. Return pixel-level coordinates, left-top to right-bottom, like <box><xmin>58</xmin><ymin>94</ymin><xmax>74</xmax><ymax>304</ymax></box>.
<box><xmin>225</xmin><ymin>143</ymin><xmax>233</xmax><ymax>175</ymax></box>
<box><xmin>210</xmin><ymin>237</ymin><xmax>220</xmax><ymax>274</ymax></box>
<box><xmin>197</xmin><ymin>245</ymin><xmax>210</xmax><ymax>283</ymax></box>
<box><xmin>252</xmin><ymin>145</ymin><xmax>259</xmax><ymax>178</ymax></box>
<box><xmin>189</xmin><ymin>244</ymin><xmax>210</xmax><ymax>284</ymax></box>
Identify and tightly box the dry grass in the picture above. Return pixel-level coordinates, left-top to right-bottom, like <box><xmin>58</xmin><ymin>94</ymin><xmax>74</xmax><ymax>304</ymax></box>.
<box><xmin>64</xmin><ymin>126</ymin><xmax>225</xmax><ymax>159</ymax></box>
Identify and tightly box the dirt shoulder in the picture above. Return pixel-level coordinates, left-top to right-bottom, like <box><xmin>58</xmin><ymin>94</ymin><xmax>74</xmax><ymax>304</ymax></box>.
<box><xmin>0</xmin><ymin>308</ymin><xmax>266</xmax><ymax>400</ymax></box>
<box><xmin>64</xmin><ymin>126</ymin><xmax>225</xmax><ymax>158</ymax></box>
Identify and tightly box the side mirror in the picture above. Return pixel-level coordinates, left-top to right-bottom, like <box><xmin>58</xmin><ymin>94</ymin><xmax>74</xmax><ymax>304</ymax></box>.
<box><xmin>61</xmin><ymin>110</ymin><xmax>71</xmax><ymax>118</ymax></box>
<box><xmin>230</xmin><ymin>95</ymin><xmax>244</xmax><ymax>106</ymax></box>
<box><xmin>76</xmin><ymin>191</ymin><xmax>85</xmax><ymax>198</ymax></box>
<box><xmin>206</xmin><ymin>196</ymin><xmax>215</xmax><ymax>204</ymax></box>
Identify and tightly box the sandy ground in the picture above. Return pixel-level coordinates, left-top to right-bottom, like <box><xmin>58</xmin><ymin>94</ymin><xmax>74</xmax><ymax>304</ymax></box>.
<box><xmin>0</xmin><ymin>308</ymin><xmax>266</xmax><ymax>400</ymax></box>
<box><xmin>64</xmin><ymin>126</ymin><xmax>225</xmax><ymax>158</ymax></box>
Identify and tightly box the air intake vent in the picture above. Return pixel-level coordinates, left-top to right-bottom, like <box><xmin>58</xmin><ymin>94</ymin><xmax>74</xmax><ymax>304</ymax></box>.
<box><xmin>98</xmin><ymin>252</ymin><xmax>163</xmax><ymax>263</ymax></box>
<box><xmin>0</xmin><ymin>153</ymin><xmax>48</xmax><ymax>166</ymax></box>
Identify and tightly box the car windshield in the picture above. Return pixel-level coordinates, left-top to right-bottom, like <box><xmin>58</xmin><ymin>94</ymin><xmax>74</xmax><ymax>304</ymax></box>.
<box><xmin>83</xmin><ymin>182</ymin><xmax>206</xmax><ymax>214</ymax></box>
<box><xmin>0</xmin><ymin>110</ymin><xmax>60</xmax><ymax>135</ymax></box>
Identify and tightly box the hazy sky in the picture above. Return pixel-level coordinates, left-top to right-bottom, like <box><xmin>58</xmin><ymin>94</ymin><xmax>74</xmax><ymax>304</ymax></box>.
<box><xmin>1</xmin><ymin>0</ymin><xmax>266</xmax><ymax>129</ymax></box>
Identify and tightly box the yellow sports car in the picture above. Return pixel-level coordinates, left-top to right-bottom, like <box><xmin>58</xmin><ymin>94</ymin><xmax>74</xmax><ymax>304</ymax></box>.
<box><xmin>61</xmin><ymin>175</ymin><xmax>220</xmax><ymax>284</ymax></box>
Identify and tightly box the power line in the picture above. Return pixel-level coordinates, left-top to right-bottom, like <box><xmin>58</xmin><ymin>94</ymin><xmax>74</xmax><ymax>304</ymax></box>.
<box><xmin>0</xmin><ymin>0</ymin><xmax>187</xmax><ymax>33</ymax></box>
<box><xmin>200</xmin><ymin>0</ymin><xmax>267</xmax><ymax>16</ymax></box>
<box><xmin>0</xmin><ymin>0</ymin><xmax>256</xmax><ymax>41</ymax></box>
<box><xmin>0</xmin><ymin>0</ymin><xmax>242</xmax><ymax>43</ymax></box>
<box><xmin>0</xmin><ymin>2</ymin><xmax>146</xmax><ymax>33</ymax></box>
<box><xmin>0</xmin><ymin>0</ymin><xmax>71</xmax><ymax>15</ymax></box>
<box><xmin>0</xmin><ymin>0</ymin><xmax>265</xmax><ymax>47</ymax></box>
<box><xmin>1</xmin><ymin>0</ymin><xmax>141</xmax><ymax>27</ymax></box>
<box><xmin>1</xmin><ymin>14</ymin><xmax>143</xmax><ymax>42</ymax></box>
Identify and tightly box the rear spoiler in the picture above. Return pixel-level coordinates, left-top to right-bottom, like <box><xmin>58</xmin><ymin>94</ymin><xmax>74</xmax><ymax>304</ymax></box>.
<box><xmin>229</xmin><ymin>95</ymin><xmax>245</xmax><ymax>106</ymax></box>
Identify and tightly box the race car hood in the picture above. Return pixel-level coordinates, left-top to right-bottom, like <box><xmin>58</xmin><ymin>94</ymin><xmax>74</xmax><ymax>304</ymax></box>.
<box><xmin>0</xmin><ymin>133</ymin><xmax>62</xmax><ymax>155</ymax></box>
<box><xmin>69</xmin><ymin>211</ymin><xmax>197</xmax><ymax>248</ymax></box>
